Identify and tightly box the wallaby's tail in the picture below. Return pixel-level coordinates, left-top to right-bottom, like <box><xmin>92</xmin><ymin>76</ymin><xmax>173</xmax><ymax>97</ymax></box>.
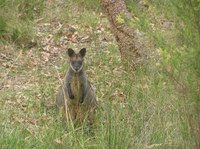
<box><xmin>56</xmin><ymin>86</ymin><xmax>65</xmax><ymax>107</ymax></box>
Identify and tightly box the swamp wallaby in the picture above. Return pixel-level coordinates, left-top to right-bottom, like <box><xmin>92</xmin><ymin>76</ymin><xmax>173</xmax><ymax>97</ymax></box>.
<box><xmin>56</xmin><ymin>48</ymin><xmax>97</xmax><ymax>125</ymax></box>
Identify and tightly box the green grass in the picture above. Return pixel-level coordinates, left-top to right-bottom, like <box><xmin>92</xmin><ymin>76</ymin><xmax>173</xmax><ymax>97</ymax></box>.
<box><xmin>74</xmin><ymin>0</ymin><xmax>100</xmax><ymax>11</ymax></box>
<box><xmin>0</xmin><ymin>0</ymin><xmax>44</xmax><ymax>45</ymax></box>
<box><xmin>0</xmin><ymin>45</ymin><xmax>196</xmax><ymax>148</ymax></box>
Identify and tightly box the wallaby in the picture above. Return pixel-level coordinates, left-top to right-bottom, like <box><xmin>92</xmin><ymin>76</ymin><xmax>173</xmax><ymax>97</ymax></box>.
<box><xmin>56</xmin><ymin>48</ymin><xmax>97</xmax><ymax>125</ymax></box>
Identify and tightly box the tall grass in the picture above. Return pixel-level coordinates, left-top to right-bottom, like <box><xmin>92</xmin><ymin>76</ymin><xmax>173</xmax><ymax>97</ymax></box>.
<box><xmin>126</xmin><ymin>0</ymin><xmax>200</xmax><ymax>148</ymax></box>
<box><xmin>0</xmin><ymin>0</ymin><xmax>44</xmax><ymax>45</ymax></box>
<box><xmin>0</xmin><ymin>45</ymin><xmax>197</xmax><ymax>148</ymax></box>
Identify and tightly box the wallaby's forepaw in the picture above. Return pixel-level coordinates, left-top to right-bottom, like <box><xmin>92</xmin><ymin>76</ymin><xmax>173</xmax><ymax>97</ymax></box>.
<box><xmin>69</xmin><ymin>94</ymin><xmax>74</xmax><ymax>99</ymax></box>
<box><xmin>79</xmin><ymin>97</ymin><xmax>84</xmax><ymax>103</ymax></box>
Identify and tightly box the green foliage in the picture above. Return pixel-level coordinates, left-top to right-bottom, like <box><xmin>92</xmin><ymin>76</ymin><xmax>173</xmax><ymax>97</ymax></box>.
<box><xmin>127</xmin><ymin>0</ymin><xmax>200</xmax><ymax>147</ymax></box>
<box><xmin>153</xmin><ymin>0</ymin><xmax>200</xmax><ymax>49</ymax></box>
<box><xmin>116</xmin><ymin>14</ymin><xmax>125</xmax><ymax>24</ymax></box>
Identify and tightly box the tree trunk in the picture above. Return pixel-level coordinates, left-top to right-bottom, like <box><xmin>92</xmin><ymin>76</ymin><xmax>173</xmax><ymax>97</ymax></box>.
<box><xmin>101</xmin><ymin>0</ymin><xmax>145</xmax><ymax>70</ymax></box>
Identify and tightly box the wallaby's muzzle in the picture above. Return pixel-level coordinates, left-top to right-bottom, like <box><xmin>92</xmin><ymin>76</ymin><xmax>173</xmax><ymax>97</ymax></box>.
<box><xmin>70</xmin><ymin>62</ymin><xmax>83</xmax><ymax>73</ymax></box>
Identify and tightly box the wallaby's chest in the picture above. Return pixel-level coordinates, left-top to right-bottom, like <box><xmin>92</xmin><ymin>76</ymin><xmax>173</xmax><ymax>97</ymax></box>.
<box><xmin>70</xmin><ymin>75</ymin><xmax>81</xmax><ymax>99</ymax></box>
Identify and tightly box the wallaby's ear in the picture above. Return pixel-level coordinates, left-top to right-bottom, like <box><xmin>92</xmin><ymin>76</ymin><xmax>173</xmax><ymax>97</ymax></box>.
<box><xmin>79</xmin><ymin>48</ymin><xmax>86</xmax><ymax>57</ymax></box>
<box><xmin>67</xmin><ymin>48</ymin><xmax>75</xmax><ymax>57</ymax></box>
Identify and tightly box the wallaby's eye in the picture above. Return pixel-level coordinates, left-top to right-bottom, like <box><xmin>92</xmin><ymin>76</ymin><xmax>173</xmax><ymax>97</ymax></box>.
<box><xmin>77</xmin><ymin>61</ymin><xmax>82</xmax><ymax>65</ymax></box>
<box><xmin>71</xmin><ymin>60</ymin><xmax>82</xmax><ymax>66</ymax></box>
<box><xmin>71</xmin><ymin>61</ymin><xmax>76</xmax><ymax>65</ymax></box>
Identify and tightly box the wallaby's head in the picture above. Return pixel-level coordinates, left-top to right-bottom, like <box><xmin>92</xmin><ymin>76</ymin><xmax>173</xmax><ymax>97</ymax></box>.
<box><xmin>67</xmin><ymin>48</ymin><xmax>86</xmax><ymax>73</ymax></box>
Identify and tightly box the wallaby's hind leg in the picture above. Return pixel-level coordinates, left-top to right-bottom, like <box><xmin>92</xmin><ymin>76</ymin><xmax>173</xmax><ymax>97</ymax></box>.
<box><xmin>88</xmin><ymin>108</ymin><xmax>95</xmax><ymax>125</ymax></box>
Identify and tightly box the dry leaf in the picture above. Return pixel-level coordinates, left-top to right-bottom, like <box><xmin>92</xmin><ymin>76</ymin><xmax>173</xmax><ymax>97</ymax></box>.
<box><xmin>146</xmin><ymin>144</ymin><xmax>162</xmax><ymax>148</ymax></box>
<box><xmin>80</xmin><ymin>36</ymin><xmax>90</xmax><ymax>43</ymax></box>
<box><xmin>109</xmin><ymin>90</ymin><xmax>125</xmax><ymax>102</ymax></box>
<box><xmin>28</xmin><ymin>118</ymin><xmax>38</xmax><ymax>125</ymax></box>
<box><xmin>6</xmin><ymin>100</ymin><xmax>16</xmax><ymax>105</ymax></box>
<box><xmin>14</xmin><ymin>117</ymin><xmax>24</xmax><ymax>123</ymax></box>
<box><xmin>26</xmin><ymin>128</ymin><xmax>33</xmax><ymax>134</ymax></box>
<box><xmin>55</xmin><ymin>138</ymin><xmax>62</xmax><ymax>144</ymax></box>
<box><xmin>41</xmin><ymin>51</ymin><xmax>50</xmax><ymax>62</ymax></box>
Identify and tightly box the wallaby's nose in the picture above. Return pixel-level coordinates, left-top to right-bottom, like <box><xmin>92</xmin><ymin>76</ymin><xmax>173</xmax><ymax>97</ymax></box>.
<box><xmin>75</xmin><ymin>67</ymin><xmax>79</xmax><ymax>71</ymax></box>
<box><xmin>74</xmin><ymin>64</ymin><xmax>81</xmax><ymax>71</ymax></box>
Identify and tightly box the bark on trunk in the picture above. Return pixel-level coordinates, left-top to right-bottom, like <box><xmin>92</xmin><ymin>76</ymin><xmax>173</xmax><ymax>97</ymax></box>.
<box><xmin>101</xmin><ymin>0</ymin><xmax>144</xmax><ymax>70</ymax></box>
